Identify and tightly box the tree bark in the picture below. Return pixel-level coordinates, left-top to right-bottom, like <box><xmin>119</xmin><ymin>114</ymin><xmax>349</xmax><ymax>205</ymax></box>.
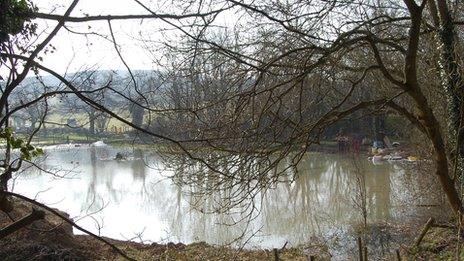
<box><xmin>428</xmin><ymin>0</ymin><xmax>464</xmax><ymax>181</ymax></box>
<box><xmin>410</xmin><ymin>88</ymin><xmax>463</xmax><ymax>219</ymax></box>
<box><xmin>402</xmin><ymin>0</ymin><xmax>463</xmax><ymax>219</ymax></box>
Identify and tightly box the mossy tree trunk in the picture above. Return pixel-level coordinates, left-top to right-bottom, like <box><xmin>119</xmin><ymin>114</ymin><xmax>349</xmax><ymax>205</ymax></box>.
<box><xmin>428</xmin><ymin>0</ymin><xmax>464</xmax><ymax>183</ymax></box>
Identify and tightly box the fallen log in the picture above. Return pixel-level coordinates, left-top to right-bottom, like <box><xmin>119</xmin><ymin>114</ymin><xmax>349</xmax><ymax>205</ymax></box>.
<box><xmin>0</xmin><ymin>208</ymin><xmax>45</xmax><ymax>239</ymax></box>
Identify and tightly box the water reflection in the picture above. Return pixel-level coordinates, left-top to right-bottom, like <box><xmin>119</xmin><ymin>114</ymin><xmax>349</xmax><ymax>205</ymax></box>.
<box><xmin>11</xmin><ymin>146</ymin><xmax>448</xmax><ymax>258</ymax></box>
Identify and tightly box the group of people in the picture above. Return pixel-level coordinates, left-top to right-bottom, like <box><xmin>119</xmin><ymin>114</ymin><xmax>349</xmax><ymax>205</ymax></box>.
<box><xmin>335</xmin><ymin>131</ymin><xmax>363</xmax><ymax>153</ymax></box>
<box><xmin>335</xmin><ymin>129</ymin><xmax>416</xmax><ymax>163</ymax></box>
<box><xmin>335</xmin><ymin>130</ymin><xmax>396</xmax><ymax>155</ymax></box>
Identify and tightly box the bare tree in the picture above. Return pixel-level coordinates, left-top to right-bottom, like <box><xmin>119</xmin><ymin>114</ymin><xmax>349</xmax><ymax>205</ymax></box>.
<box><xmin>1</xmin><ymin>1</ymin><xmax>464</xmax><ymax>256</ymax></box>
<box><xmin>143</xmin><ymin>0</ymin><xmax>464</xmax><ymax>221</ymax></box>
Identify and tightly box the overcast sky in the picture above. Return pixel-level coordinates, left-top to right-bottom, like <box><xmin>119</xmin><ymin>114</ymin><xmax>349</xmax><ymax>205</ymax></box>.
<box><xmin>34</xmin><ymin>0</ymin><xmax>166</xmax><ymax>75</ymax></box>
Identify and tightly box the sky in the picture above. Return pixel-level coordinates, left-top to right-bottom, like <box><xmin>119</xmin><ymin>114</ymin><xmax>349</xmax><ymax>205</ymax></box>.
<box><xmin>33</xmin><ymin>0</ymin><xmax>169</xmax><ymax>75</ymax></box>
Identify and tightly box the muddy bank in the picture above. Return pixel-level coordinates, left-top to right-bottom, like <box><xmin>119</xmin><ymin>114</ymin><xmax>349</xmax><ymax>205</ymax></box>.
<box><xmin>0</xmin><ymin>200</ymin><xmax>326</xmax><ymax>260</ymax></box>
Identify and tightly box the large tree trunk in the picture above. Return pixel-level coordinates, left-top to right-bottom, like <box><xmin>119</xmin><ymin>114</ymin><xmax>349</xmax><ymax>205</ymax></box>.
<box><xmin>0</xmin><ymin>169</ymin><xmax>13</xmax><ymax>212</ymax></box>
<box><xmin>428</xmin><ymin>0</ymin><xmax>464</xmax><ymax>182</ymax></box>
<box><xmin>403</xmin><ymin>0</ymin><xmax>463</xmax><ymax>220</ymax></box>
<box><xmin>410</xmin><ymin>88</ymin><xmax>463</xmax><ymax>219</ymax></box>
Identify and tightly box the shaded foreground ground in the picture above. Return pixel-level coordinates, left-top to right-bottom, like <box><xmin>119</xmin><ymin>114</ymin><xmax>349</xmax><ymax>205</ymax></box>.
<box><xmin>1</xmin><ymin>200</ymin><xmax>462</xmax><ymax>260</ymax></box>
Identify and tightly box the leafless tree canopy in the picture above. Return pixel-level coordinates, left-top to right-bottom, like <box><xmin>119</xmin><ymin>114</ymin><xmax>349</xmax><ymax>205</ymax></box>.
<box><xmin>0</xmin><ymin>0</ymin><xmax>463</xmax><ymax>248</ymax></box>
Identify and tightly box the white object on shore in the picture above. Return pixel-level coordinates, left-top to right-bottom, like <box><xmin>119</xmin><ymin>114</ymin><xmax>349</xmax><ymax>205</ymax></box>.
<box><xmin>91</xmin><ymin>141</ymin><xmax>107</xmax><ymax>147</ymax></box>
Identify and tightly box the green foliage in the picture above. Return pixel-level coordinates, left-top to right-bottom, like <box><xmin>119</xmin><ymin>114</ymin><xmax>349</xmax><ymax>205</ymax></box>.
<box><xmin>0</xmin><ymin>0</ymin><xmax>37</xmax><ymax>73</ymax></box>
<box><xmin>0</xmin><ymin>127</ymin><xmax>43</xmax><ymax>161</ymax></box>
<box><xmin>0</xmin><ymin>0</ymin><xmax>34</xmax><ymax>42</ymax></box>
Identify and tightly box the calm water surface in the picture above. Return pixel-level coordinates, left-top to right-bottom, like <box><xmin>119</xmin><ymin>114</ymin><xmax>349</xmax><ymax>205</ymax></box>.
<box><xmin>11</xmin><ymin>144</ymin><xmax>448</xmax><ymax>259</ymax></box>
